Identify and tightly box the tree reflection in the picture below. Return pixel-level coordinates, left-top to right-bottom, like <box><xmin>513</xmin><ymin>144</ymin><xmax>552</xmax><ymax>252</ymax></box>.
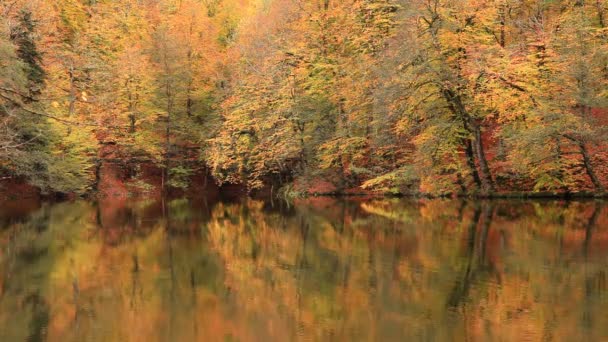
<box><xmin>0</xmin><ymin>198</ymin><xmax>606</xmax><ymax>341</ymax></box>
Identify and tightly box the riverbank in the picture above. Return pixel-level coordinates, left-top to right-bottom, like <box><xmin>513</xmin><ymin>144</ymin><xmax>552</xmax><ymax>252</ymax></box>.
<box><xmin>2</xmin><ymin>157</ymin><xmax>607</xmax><ymax>201</ymax></box>
<box><xmin>2</xmin><ymin>176</ymin><xmax>607</xmax><ymax>202</ymax></box>
<box><xmin>292</xmin><ymin>191</ymin><xmax>608</xmax><ymax>201</ymax></box>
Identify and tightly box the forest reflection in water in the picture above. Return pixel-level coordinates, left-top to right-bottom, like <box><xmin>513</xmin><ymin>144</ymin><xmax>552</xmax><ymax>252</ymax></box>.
<box><xmin>0</xmin><ymin>197</ymin><xmax>606</xmax><ymax>341</ymax></box>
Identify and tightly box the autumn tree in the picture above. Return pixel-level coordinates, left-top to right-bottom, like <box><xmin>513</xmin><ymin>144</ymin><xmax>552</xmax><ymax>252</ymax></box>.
<box><xmin>0</xmin><ymin>2</ymin><xmax>91</xmax><ymax>193</ymax></box>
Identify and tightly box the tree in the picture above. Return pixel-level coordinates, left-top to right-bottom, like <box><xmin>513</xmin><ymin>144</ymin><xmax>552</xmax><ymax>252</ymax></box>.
<box><xmin>0</xmin><ymin>3</ymin><xmax>91</xmax><ymax>194</ymax></box>
<box><xmin>9</xmin><ymin>9</ymin><xmax>45</xmax><ymax>99</ymax></box>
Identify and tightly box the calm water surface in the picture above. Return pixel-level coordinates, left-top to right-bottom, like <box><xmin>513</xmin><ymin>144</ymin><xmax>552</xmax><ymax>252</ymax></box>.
<box><xmin>0</xmin><ymin>197</ymin><xmax>606</xmax><ymax>341</ymax></box>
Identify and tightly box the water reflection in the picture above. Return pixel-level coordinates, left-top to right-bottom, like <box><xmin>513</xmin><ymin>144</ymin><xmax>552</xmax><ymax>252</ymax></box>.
<box><xmin>0</xmin><ymin>198</ymin><xmax>606</xmax><ymax>341</ymax></box>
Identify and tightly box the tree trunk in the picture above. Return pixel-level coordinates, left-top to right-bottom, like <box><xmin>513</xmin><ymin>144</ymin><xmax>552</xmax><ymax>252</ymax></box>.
<box><xmin>129</xmin><ymin>114</ymin><xmax>136</xmax><ymax>133</ymax></box>
<box><xmin>473</xmin><ymin>124</ymin><xmax>495</xmax><ymax>194</ymax></box>
<box><xmin>554</xmin><ymin>138</ymin><xmax>570</xmax><ymax>192</ymax></box>
<box><xmin>579</xmin><ymin>142</ymin><xmax>605</xmax><ymax>192</ymax></box>
<box><xmin>464</xmin><ymin>138</ymin><xmax>482</xmax><ymax>189</ymax></box>
<box><xmin>186</xmin><ymin>94</ymin><xmax>193</xmax><ymax>117</ymax></box>
<box><xmin>441</xmin><ymin>88</ymin><xmax>493</xmax><ymax>193</ymax></box>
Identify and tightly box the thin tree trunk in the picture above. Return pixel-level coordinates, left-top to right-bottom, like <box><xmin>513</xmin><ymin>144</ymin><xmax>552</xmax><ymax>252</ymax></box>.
<box><xmin>456</xmin><ymin>172</ymin><xmax>467</xmax><ymax>194</ymax></box>
<box><xmin>93</xmin><ymin>159</ymin><xmax>102</xmax><ymax>192</ymax></box>
<box><xmin>129</xmin><ymin>114</ymin><xmax>136</xmax><ymax>133</ymax></box>
<box><xmin>498</xmin><ymin>1</ymin><xmax>506</xmax><ymax>47</ymax></box>
<box><xmin>597</xmin><ymin>0</ymin><xmax>606</xmax><ymax>28</ymax></box>
<box><xmin>67</xmin><ymin>64</ymin><xmax>76</xmax><ymax>135</ymax></box>
<box><xmin>186</xmin><ymin>93</ymin><xmax>193</xmax><ymax>117</ymax></box>
<box><xmin>68</xmin><ymin>66</ymin><xmax>76</xmax><ymax>118</ymax></box>
<box><xmin>164</xmin><ymin>79</ymin><xmax>173</xmax><ymax>191</ymax></box>
<box><xmin>338</xmin><ymin>98</ymin><xmax>348</xmax><ymax>190</ymax></box>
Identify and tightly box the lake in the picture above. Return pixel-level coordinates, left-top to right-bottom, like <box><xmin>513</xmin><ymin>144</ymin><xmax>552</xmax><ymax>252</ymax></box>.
<box><xmin>0</xmin><ymin>197</ymin><xmax>606</xmax><ymax>341</ymax></box>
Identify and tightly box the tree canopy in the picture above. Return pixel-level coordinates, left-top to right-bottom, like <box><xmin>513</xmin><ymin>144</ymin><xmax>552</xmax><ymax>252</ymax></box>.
<box><xmin>0</xmin><ymin>0</ymin><xmax>606</xmax><ymax>196</ymax></box>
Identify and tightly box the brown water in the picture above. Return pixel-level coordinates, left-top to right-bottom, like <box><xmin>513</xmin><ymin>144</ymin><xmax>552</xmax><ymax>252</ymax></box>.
<box><xmin>0</xmin><ymin>197</ymin><xmax>606</xmax><ymax>341</ymax></box>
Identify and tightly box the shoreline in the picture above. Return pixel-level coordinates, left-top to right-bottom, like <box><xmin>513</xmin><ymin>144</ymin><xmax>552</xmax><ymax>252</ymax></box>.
<box><xmin>2</xmin><ymin>188</ymin><xmax>607</xmax><ymax>203</ymax></box>
<box><xmin>291</xmin><ymin>190</ymin><xmax>608</xmax><ymax>200</ymax></box>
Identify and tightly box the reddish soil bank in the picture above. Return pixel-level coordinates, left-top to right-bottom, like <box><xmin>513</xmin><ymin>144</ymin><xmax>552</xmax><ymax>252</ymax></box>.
<box><xmin>96</xmin><ymin>160</ymin><xmax>221</xmax><ymax>198</ymax></box>
<box><xmin>0</xmin><ymin>177</ymin><xmax>40</xmax><ymax>201</ymax></box>
<box><xmin>95</xmin><ymin>140</ymin><xmax>221</xmax><ymax>198</ymax></box>
<box><xmin>97</xmin><ymin>161</ymin><xmax>130</xmax><ymax>197</ymax></box>
<box><xmin>292</xmin><ymin>176</ymin><xmax>385</xmax><ymax>196</ymax></box>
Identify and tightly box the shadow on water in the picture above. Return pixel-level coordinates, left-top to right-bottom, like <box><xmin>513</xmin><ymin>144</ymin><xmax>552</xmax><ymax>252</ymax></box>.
<box><xmin>0</xmin><ymin>197</ymin><xmax>606</xmax><ymax>341</ymax></box>
<box><xmin>446</xmin><ymin>203</ymin><xmax>496</xmax><ymax>309</ymax></box>
<box><xmin>24</xmin><ymin>291</ymin><xmax>49</xmax><ymax>342</ymax></box>
<box><xmin>582</xmin><ymin>202</ymin><xmax>606</xmax><ymax>337</ymax></box>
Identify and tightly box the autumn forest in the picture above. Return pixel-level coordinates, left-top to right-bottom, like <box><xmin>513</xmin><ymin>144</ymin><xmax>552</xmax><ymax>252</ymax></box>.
<box><xmin>1</xmin><ymin>0</ymin><xmax>607</xmax><ymax>198</ymax></box>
